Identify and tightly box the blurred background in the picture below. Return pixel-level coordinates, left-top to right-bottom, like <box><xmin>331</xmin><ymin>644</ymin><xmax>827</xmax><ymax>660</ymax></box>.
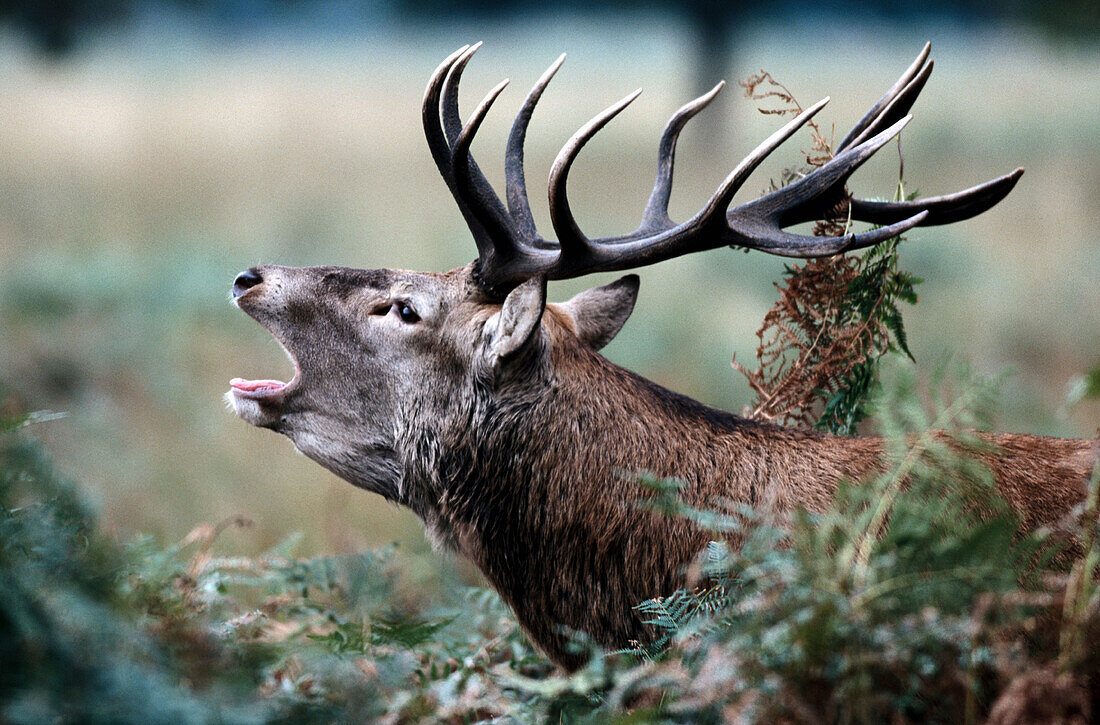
<box><xmin>0</xmin><ymin>0</ymin><xmax>1096</xmax><ymax>560</ymax></box>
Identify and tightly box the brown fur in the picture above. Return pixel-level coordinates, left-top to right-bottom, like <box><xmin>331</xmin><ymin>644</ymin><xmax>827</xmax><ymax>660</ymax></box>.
<box><xmin>228</xmin><ymin>263</ymin><xmax>1097</xmax><ymax>669</ymax></box>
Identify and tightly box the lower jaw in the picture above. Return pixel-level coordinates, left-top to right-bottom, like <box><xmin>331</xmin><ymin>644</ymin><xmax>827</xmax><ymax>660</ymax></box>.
<box><xmin>226</xmin><ymin>389</ymin><xmax>283</xmax><ymax>429</ymax></box>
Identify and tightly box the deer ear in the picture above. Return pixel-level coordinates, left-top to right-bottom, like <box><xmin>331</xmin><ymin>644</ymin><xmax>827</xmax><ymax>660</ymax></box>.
<box><xmin>560</xmin><ymin>274</ymin><xmax>639</xmax><ymax>350</ymax></box>
<box><xmin>485</xmin><ymin>275</ymin><xmax>547</xmax><ymax>363</ymax></box>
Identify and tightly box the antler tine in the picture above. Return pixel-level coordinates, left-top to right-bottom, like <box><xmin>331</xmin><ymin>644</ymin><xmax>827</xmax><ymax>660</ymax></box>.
<box><xmin>724</xmin><ymin>210</ymin><xmax>929</xmax><ymax>258</ymax></box>
<box><xmin>505</xmin><ymin>54</ymin><xmax>566</xmax><ymax>246</ymax></box>
<box><xmin>734</xmin><ymin>114</ymin><xmax>913</xmax><ymax>229</ymax></box>
<box><xmin>453</xmin><ymin>79</ymin><xmax>511</xmax><ymax>168</ymax></box>
<box><xmin>530</xmin><ymin>95</ymin><xmax>827</xmax><ymax>275</ymax></box>
<box><xmin>699</xmin><ymin>96</ymin><xmax>831</xmax><ymax>225</ymax></box>
<box><xmin>837</xmin><ymin>42</ymin><xmax>932</xmax><ymax>153</ymax></box>
<box><xmin>423</xmin><ymin>44</ymin><xmax>471</xmax><ymax>183</ymax></box>
<box><xmin>533</xmin><ymin>96</ymin><xmax>831</xmax><ymax>277</ymax></box>
<box><xmin>450</xmin><ymin>79</ymin><xmax>520</xmax><ymax>255</ymax></box>
<box><xmin>423</xmin><ymin>44</ymin><xmax>504</xmax><ymax>261</ymax></box>
<box><xmin>547</xmin><ymin>88</ymin><xmax>642</xmax><ymax>260</ymax></box>
<box><xmin>782</xmin><ymin>43</ymin><xmax>1021</xmax><ymax>231</ymax></box>
<box><xmin>639</xmin><ymin>81</ymin><xmax>725</xmax><ymax>232</ymax></box>
<box><xmin>824</xmin><ymin>42</ymin><xmax>1022</xmax><ymax>230</ymax></box>
<box><xmin>839</xmin><ymin>58</ymin><xmax>933</xmax><ymax>156</ymax></box>
<box><xmin>433</xmin><ymin>43</ymin><xmax>526</xmax><ymax>264</ymax></box>
<box><xmin>441</xmin><ymin>43</ymin><xmax>482</xmax><ymax>145</ymax></box>
<box><xmin>850</xmin><ymin>167</ymin><xmax>1025</xmax><ymax>226</ymax></box>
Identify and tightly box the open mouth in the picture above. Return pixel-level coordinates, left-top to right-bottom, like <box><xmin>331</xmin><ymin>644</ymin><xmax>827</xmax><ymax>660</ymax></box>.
<box><xmin>229</xmin><ymin>267</ymin><xmax>303</xmax><ymax>404</ymax></box>
<box><xmin>229</xmin><ymin>317</ymin><xmax>301</xmax><ymax>401</ymax></box>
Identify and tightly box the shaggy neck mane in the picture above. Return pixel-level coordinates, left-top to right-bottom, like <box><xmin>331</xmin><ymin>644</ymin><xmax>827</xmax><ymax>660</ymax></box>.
<box><xmin>403</xmin><ymin>320</ymin><xmax>884</xmax><ymax>667</ymax></box>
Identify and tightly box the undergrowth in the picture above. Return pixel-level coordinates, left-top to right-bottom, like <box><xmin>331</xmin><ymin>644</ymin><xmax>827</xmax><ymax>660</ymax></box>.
<box><xmin>3</xmin><ymin>360</ymin><xmax>1099</xmax><ymax>723</ymax></box>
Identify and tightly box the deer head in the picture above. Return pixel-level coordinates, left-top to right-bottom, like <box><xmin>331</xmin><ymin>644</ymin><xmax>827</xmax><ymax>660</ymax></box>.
<box><xmin>228</xmin><ymin>260</ymin><xmax>639</xmax><ymax>512</ymax></box>
<box><xmin>228</xmin><ymin>43</ymin><xmax>1019</xmax><ymax>494</ymax></box>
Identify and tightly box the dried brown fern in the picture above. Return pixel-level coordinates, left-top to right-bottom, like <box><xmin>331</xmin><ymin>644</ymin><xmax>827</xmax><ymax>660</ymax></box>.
<box><xmin>734</xmin><ymin>257</ymin><xmax>855</xmax><ymax>427</ymax></box>
<box><xmin>732</xmin><ymin>71</ymin><xmax>917</xmax><ymax>433</ymax></box>
<box><xmin>740</xmin><ymin>70</ymin><xmax>835</xmax><ymax>170</ymax></box>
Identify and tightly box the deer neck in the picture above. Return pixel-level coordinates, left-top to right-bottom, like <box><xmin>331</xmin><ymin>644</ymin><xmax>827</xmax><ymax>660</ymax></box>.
<box><xmin>408</xmin><ymin>336</ymin><xmax>888</xmax><ymax>548</ymax></box>
<box><xmin>395</xmin><ymin>336</ymin><xmax>883</xmax><ymax>664</ymax></box>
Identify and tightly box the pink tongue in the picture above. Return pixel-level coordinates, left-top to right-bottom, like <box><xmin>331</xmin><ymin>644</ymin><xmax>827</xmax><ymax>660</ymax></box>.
<box><xmin>230</xmin><ymin>377</ymin><xmax>286</xmax><ymax>392</ymax></box>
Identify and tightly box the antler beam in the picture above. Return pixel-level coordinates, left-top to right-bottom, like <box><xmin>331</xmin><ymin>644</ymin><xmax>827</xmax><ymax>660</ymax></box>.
<box><xmin>423</xmin><ymin>43</ymin><xmax>1024</xmax><ymax>296</ymax></box>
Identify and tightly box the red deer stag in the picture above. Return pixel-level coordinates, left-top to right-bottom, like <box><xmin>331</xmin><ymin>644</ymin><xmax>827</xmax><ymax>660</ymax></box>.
<box><xmin>228</xmin><ymin>44</ymin><xmax>1097</xmax><ymax>669</ymax></box>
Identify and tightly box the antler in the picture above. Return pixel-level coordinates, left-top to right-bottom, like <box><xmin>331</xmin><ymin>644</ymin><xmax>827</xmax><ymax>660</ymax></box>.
<box><xmin>424</xmin><ymin>42</ymin><xmax>1024</xmax><ymax>296</ymax></box>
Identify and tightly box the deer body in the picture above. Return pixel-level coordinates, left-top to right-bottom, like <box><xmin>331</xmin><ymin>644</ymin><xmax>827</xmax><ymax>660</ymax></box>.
<box><xmin>228</xmin><ymin>46</ymin><xmax>1096</xmax><ymax>668</ymax></box>
<box><xmin>404</xmin><ymin>289</ymin><xmax>1093</xmax><ymax>667</ymax></box>
<box><xmin>229</xmin><ymin>263</ymin><xmax>1094</xmax><ymax>668</ymax></box>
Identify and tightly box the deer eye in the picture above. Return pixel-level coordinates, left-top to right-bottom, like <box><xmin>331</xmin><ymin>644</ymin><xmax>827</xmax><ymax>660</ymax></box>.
<box><xmin>396</xmin><ymin>302</ymin><xmax>420</xmax><ymax>324</ymax></box>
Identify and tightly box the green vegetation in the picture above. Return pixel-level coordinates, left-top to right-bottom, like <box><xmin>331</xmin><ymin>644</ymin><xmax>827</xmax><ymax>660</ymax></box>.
<box><xmin>4</xmin><ymin>359</ymin><xmax>1098</xmax><ymax>723</ymax></box>
<box><xmin>1</xmin><ymin>405</ymin><xmax>538</xmax><ymax>722</ymax></box>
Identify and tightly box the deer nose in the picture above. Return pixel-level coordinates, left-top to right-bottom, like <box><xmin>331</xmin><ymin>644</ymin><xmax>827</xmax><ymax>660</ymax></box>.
<box><xmin>232</xmin><ymin>268</ymin><xmax>263</xmax><ymax>298</ymax></box>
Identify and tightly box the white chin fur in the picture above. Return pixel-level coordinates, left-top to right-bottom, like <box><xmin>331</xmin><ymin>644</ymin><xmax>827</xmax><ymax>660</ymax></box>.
<box><xmin>225</xmin><ymin>390</ymin><xmax>278</xmax><ymax>428</ymax></box>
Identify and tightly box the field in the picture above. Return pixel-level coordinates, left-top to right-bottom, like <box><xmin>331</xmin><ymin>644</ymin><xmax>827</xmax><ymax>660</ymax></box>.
<box><xmin>0</xmin><ymin>17</ymin><xmax>1097</xmax><ymax>567</ymax></box>
<box><xmin>2</xmin><ymin>13</ymin><xmax>1100</xmax><ymax>723</ymax></box>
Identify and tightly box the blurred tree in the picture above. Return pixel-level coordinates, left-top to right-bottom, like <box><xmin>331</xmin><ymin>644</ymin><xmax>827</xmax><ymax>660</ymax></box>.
<box><xmin>390</xmin><ymin>0</ymin><xmax>1096</xmax><ymax>139</ymax></box>
<box><xmin>392</xmin><ymin>0</ymin><xmax>759</xmax><ymax>141</ymax></box>
<box><xmin>0</xmin><ymin>0</ymin><xmax>129</xmax><ymax>56</ymax></box>
<box><xmin>1</xmin><ymin>0</ymin><xmax>1094</xmax><ymax>61</ymax></box>
<box><xmin>851</xmin><ymin>0</ymin><xmax>1099</xmax><ymax>42</ymax></box>
<box><xmin>0</xmin><ymin>0</ymin><xmax>311</xmax><ymax>57</ymax></box>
